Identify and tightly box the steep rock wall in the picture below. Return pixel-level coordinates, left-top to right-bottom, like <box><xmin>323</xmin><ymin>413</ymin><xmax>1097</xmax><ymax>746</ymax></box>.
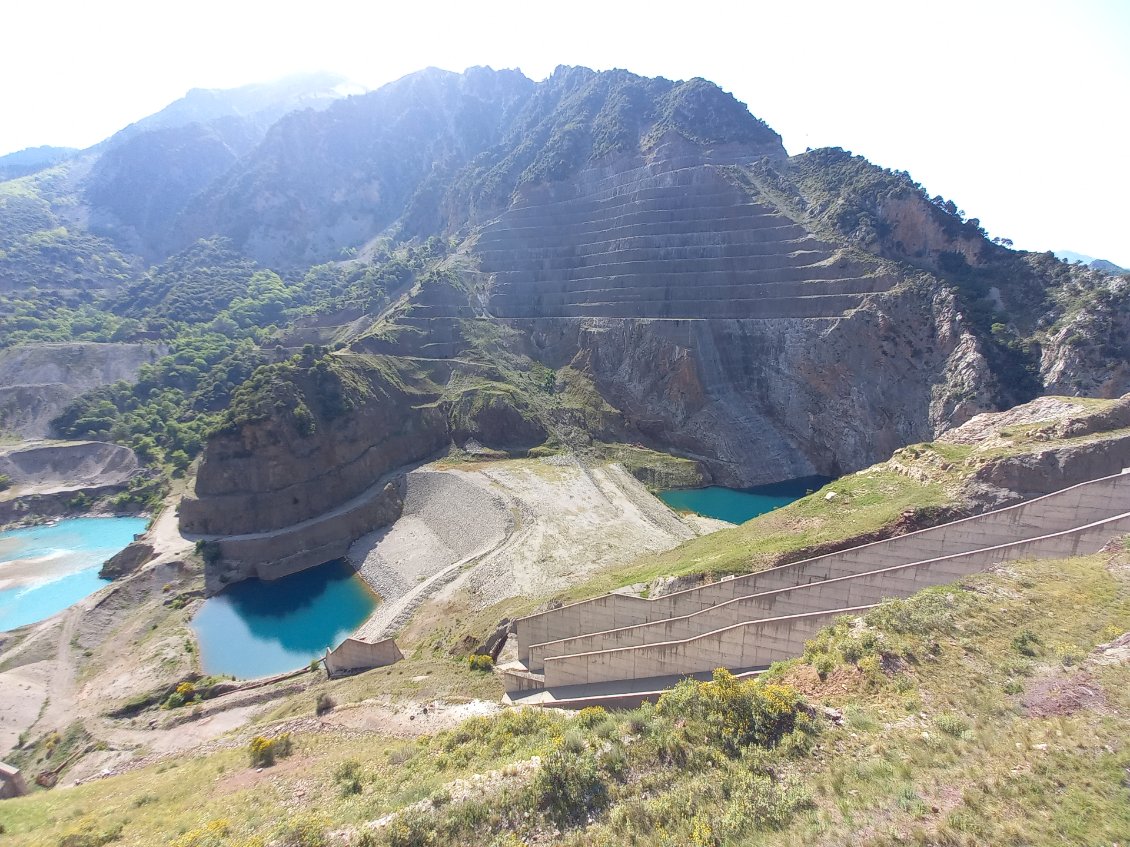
<box><xmin>0</xmin><ymin>342</ymin><xmax>163</xmax><ymax>438</ymax></box>
<box><xmin>515</xmin><ymin>284</ymin><xmax>992</xmax><ymax>487</ymax></box>
<box><xmin>180</xmin><ymin>387</ymin><xmax>448</xmax><ymax>537</ymax></box>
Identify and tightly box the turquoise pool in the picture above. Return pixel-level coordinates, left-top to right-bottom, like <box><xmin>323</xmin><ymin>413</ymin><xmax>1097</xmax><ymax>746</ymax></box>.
<box><xmin>658</xmin><ymin>476</ymin><xmax>832</xmax><ymax>524</ymax></box>
<box><xmin>0</xmin><ymin>516</ymin><xmax>148</xmax><ymax>631</ymax></box>
<box><xmin>191</xmin><ymin>559</ymin><xmax>378</xmax><ymax>679</ymax></box>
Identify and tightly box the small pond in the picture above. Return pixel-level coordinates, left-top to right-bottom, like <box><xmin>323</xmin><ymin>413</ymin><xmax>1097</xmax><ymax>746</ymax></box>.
<box><xmin>658</xmin><ymin>475</ymin><xmax>832</xmax><ymax>524</ymax></box>
<box><xmin>190</xmin><ymin>559</ymin><xmax>378</xmax><ymax>679</ymax></box>
<box><xmin>0</xmin><ymin>516</ymin><xmax>149</xmax><ymax>631</ymax></box>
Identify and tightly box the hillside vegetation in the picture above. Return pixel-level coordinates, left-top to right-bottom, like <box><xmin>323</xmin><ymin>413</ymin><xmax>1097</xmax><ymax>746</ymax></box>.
<box><xmin>2</xmin><ymin>545</ymin><xmax>1126</xmax><ymax>846</ymax></box>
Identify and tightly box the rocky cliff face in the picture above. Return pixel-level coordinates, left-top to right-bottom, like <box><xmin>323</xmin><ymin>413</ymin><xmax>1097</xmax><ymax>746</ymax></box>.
<box><xmin>179</xmin><ymin>367</ymin><xmax>448</xmax><ymax>536</ymax></box>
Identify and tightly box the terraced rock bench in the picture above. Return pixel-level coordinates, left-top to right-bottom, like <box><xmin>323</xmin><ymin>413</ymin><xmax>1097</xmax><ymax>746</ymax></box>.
<box><xmin>472</xmin><ymin>154</ymin><xmax>883</xmax><ymax>322</ymax></box>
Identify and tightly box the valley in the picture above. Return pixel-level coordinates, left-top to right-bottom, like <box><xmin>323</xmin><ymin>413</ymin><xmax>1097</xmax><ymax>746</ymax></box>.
<box><xmin>0</xmin><ymin>63</ymin><xmax>1127</xmax><ymax>845</ymax></box>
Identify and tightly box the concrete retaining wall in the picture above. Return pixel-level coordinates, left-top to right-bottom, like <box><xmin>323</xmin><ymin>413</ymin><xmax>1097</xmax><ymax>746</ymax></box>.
<box><xmin>527</xmin><ymin>510</ymin><xmax>1130</xmax><ymax>670</ymax></box>
<box><xmin>542</xmin><ymin>606</ymin><xmax>873</xmax><ymax>687</ymax></box>
<box><xmin>324</xmin><ymin>637</ymin><xmax>403</xmax><ymax>675</ymax></box>
<box><xmin>517</xmin><ymin>471</ymin><xmax>1130</xmax><ymax>658</ymax></box>
<box><xmin>0</xmin><ymin>761</ymin><xmax>28</xmax><ymax>798</ymax></box>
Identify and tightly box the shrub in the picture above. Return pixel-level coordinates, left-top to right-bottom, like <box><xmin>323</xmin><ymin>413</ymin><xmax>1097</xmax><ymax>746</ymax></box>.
<box><xmin>167</xmin><ymin>819</ymin><xmax>230</xmax><ymax>847</ymax></box>
<box><xmin>717</xmin><ymin>770</ymin><xmax>813</xmax><ymax>836</ymax></box>
<box><xmin>334</xmin><ymin>759</ymin><xmax>363</xmax><ymax>796</ymax></box>
<box><xmin>273</xmin><ymin>814</ymin><xmax>328</xmax><ymax>847</ymax></box>
<box><xmin>248</xmin><ymin>733</ymin><xmax>293</xmax><ymax>768</ymax></box>
<box><xmin>656</xmin><ymin>669</ymin><xmax>805</xmax><ymax>757</ymax></box>
<box><xmin>315</xmin><ymin>693</ymin><xmax>335</xmax><ymax>716</ymax></box>
<box><xmin>839</xmin><ymin>639</ymin><xmax>864</xmax><ymax>664</ymax></box>
<box><xmin>574</xmin><ymin>705</ymin><xmax>607</xmax><ymax>728</ymax></box>
<box><xmin>935</xmin><ymin>713</ymin><xmax>971</xmax><ymax>738</ymax></box>
<box><xmin>385</xmin><ymin>808</ymin><xmax>435</xmax><ymax>847</ymax></box>
<box><xmin>865</xmin><ymin>590</ymin><xmax>958</xmax><ymax>634</ymax></box>
<box><xmin>467</xmin><ymin>653</ymin><xmax>494</xmax><ymax>672</ymax></box>
<box><xmin>809</xmin><ymin>652</ymin><xmax>835</xmax><ymax>679</ymax></box>
<box><xmin>531</xmin><ymin>747</ymin><xmax>609</xmax><ymax>826</ymax></box>
<box><xmin>1011</xmin><ymin>630</ymin><xmax>1042</xmax><ymax>657</ymax></box>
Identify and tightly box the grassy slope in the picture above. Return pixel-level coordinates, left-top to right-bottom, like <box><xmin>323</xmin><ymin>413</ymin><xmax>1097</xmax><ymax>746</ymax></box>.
<box><xmin>566</xmin><ymin>397</ymin><xmax>1127</xmax><ymax>600</ymax></box>
<box><xmin>3</xmin><ymin>548</ymin><xmax>1127</xmax><ymax>846</ymax></box>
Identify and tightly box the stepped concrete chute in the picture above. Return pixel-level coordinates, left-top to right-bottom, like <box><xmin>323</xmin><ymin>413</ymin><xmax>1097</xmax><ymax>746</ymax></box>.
<box><xmin>527</xmin><ymin>508</ymin><xmax>1130</xmax><ymax>671</ymax></box>
<box><xmin>542</xmin><ymin>605</ymin><xmax>876</xmax><ymax>687</ymax></box>
<box><xmin>506</xmin><ymin>469</ymin><xmax>1130</xmax><ymax>702</ymax></box>
<box><xmin>516</xmin><ymin>470</ymin><xmax>1130</xmax><ymax>659</ymax></box>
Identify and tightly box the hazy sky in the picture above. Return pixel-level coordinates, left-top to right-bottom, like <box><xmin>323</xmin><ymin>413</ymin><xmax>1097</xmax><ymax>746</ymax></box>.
<box><xmin>3</xmin><ymin>0</ymin><xmax>1127</xmax><ymax>265</ymax></box>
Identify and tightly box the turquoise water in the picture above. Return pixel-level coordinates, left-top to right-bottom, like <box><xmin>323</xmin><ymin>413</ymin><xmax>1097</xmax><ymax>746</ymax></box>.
<box><xmin>191</xmin><ymin>559</ymin><xmax>378</xmax><ymax>679</ymax></box>
<box><xmin>659</xmin><ymin>476</ymin><xmax>832</xmax><ymax>524</ymax></box>
<box><xmin>0</xmin><ymin>516</ymin><xmax>149</xmax><ymax>631</ymax></box>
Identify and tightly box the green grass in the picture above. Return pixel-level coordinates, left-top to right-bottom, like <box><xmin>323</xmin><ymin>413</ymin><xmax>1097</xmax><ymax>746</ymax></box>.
<box><xmin>563</xmin><ymin>469</ymin><xmax>950</xmax><ymax>598</ymax></box>
<box><xmin>4</xmin><ymin>549</ymin><xmax>1126</xmax><ymax>846</ymax></box>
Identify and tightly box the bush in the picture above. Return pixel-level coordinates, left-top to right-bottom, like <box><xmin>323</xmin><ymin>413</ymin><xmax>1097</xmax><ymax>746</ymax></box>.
<box><xmin>467</xmin><ymin>653</ymin><xmax>494</xmax><ymax>672</ymax></box>
<box><xmin>249</xmin><ymin>733</ymin><xmax>293</xmax><ymax>768</ymax></box>
<box><xmin>334</xmin><ymin>759</ymin><xmax>363</xmax><ymax>796</ymax></box>
<box><xmin>531</xmin><ymin>747</ymin><xmax>609</xmax><ymax>826</ymax></box>
<box><xmin>717</xmin><ymin>769</ymin><xmax>813</xmax><ymax>837</ymax></box>
<box><xmin>273</xmin><ymin>814</ymin><xmax>328</xmax><ymax>847</ymax></box>
<box><xmin>574</xmin><ymin>705</ymin><xmax>607</xmax><ymax>728</ymax></box>
<box><xmin>385</xmin><ymin>808</ymin><xmax>435</xmax><ymax>847</ymax></box>
<box><xmin>935</xmin><ymin>713</ymin><xmax>971</xmax><ymax>738</ymax></box>
<box><xmin>1011</xmin><ymin>630</ymin><xmax>1042</xmax><ymax>657</ymax></box>
<box><xmin>315</xmin><ymin>693</ymin><xmax>335</xmax><ymax>716</ymax></box>
<box><xmin>656</xmin><ymin>669</ymin><xmax>805</xmax><ymax>757</ymax></box>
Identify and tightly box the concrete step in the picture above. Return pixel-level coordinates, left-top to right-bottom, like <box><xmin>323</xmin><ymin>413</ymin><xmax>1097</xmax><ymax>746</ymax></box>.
<box><xmin>501</xmin><ymin>186</ymin><xmax>762</xmax><ymax>221</ymax></box>
<box><xmin>500</xmin><ymin>201</ymin><xmax>783</xmax><ymax>231</ymax></box>
<box><xmin>480</xmin><ymin>250</ymin><xmax>838</xmax><ymax>276</ymax></box>
<box><xmin>475</xmin><ymin>219</ymin><xmax>810</xmax><ymax>248</ymax></box>
<box><xmin>488</xmin><ymin>281</ymin><xmax>889</xmax><ymax>311</ymax></box>
<box><xmin>483</xmin><ymin>256</ymin><xmax>851</xmax><ymax>282</ymax></box>
<box><xmin>474</xmin><ymin>234</ymin><xmax>829</xmax><ymax>260</ymax></box>
<box><xmin>475</xmin><ymin>244</ymin><xmax>833</xmax><ymax>266</ymax></box>
<box><xmin>525</xmin><ymin>508</ymin><xmax>1130</xmax><ymax>670</ymax></box>
<box><xmin>502</xmin><ymin>666</ymin><xmax>767</xmax><ymax>709</ymax></box>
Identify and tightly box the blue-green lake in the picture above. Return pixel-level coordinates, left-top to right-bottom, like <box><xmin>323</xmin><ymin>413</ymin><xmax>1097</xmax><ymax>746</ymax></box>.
<box><xmin>191</xmin><ymin>559</ymin><xmax>377</xmax><ymax>679</ymax></box>
<box><xmin>0</xmin><ymin>516</ymin><xmax>149</xmax><ymax>631</ymax></box>
<box><xmin>659</xmin><ymin>476</ymin><xmax>832</xmax><ymax>524</ymax></box>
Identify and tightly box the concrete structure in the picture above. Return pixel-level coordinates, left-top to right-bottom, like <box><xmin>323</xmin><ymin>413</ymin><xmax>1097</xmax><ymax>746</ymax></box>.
<box><xmin>324</xmin><ymin>636</ymin><xmax>403</xmax><ymax>676</ymax></box>
<box><xmin>0</xmin><ymin>761</ymin><xmax>28</xmax><ymax>799</ymax></box>
<box><xmin>505</xmin><ymin>469</ymin><xmax>1130</xmax><ymax>705</ymax></box>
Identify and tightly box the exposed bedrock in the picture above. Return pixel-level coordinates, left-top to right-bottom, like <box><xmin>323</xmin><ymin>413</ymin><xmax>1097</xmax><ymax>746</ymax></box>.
<box><xmin>207</xmin><ymin>480</ymin><xmax>404</xmax><ymax>591</ymax></box>
<box><xmin>179</xmin><ymin>397</ymin><xmax>448</xmax><ymax>537</ymax></box>
<box><xmin>509</xmin><ymin>280</ymin><xmax>992</xmax><ymax>487</ymax></box>
<box><xmin>467</xmin><ymin>149</ymin><xmax>996</xmax><ymax>486</ymax></box>
<box><xmin>0</xmin><ymin>440</ymin><xmax>140</xmax><ymax>525</ymax></box>
<box><xmin>0</xmin><ymin>440</ymin><xmax>139</xmax><ymax>489</ymax></box>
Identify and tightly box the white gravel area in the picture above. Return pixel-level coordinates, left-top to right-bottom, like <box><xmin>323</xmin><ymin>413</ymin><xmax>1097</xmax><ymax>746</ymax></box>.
<box><xmin>349</xmin><ymin>470</ymin><xmax>511</xmax><ymax>635</ymax></box>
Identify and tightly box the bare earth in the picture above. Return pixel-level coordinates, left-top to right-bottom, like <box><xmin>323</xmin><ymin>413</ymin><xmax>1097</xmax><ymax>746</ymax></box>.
<box><xmin>353</xmin><ymin>456</ymin><xmax>723</xmax><ymax>639</ymax></box>
<box><xmin>0</xmin><ymin>455</ymin><xmax>723</xmax><ymax>778</ymax></box>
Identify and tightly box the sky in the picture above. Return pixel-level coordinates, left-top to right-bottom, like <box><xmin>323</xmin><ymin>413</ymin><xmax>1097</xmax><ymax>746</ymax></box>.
<box><xmin>2</xmin><ymin>0</ymin><xmax>1127</xmax><ymax>266</ymax></box>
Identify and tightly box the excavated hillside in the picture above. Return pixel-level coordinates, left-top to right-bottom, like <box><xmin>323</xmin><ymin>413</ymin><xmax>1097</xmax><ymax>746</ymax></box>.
<box><xmin>0</xmin><ymin>66</ymin><xmax>1123</xmax><ymax>584</ymax></box>
<box><xmin>181</xmin><ymin>73</ymin><xmax>1013</xmax><ymax>581</ymax></box>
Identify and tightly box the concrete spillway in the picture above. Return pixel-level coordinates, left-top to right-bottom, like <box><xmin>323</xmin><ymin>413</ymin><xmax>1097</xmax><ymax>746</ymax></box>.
<box><xmin>503</xmin><ymin>469</ymin><xmax>1130</xmax><ymax>705</ymax></box>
